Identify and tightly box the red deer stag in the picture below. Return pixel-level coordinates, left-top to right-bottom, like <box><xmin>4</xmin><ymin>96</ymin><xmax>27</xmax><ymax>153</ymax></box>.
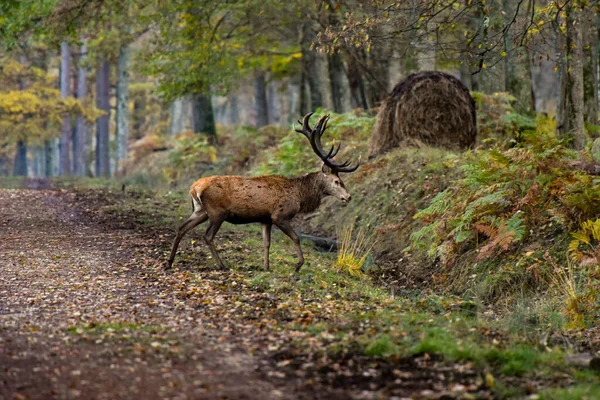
<box><xmin>166</xmin><ymin>113</ymin><xmax>359</xmax><ymax>272</ymax></box>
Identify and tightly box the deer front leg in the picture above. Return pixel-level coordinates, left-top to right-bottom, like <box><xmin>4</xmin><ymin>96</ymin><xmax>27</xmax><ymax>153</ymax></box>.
<box><xmin>262</xmin><ymin>223</ymin><xmax>272</xmax><ymax>270</ymax></box>
<box><xmin>274</xmin><ymin>220</ymin><xmax>304</xmax><ymax>272</ymax></box>
<box><xmin>167</xmin><ymin>211</ymin><xmax>208</xmax><ymax>269</ymax></box>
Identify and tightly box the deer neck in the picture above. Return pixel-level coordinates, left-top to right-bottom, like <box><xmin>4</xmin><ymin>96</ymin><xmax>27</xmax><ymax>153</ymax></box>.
<box><xmin>295</xmin><ymin>172</ymin><xmax>327</xmax><ymax>214</ymax></box>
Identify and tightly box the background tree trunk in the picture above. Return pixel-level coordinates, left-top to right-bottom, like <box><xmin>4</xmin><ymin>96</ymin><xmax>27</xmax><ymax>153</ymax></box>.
<box><xmin>116</xmin><ymin>44</ymin><xmax>131</xmax><ymax>173</ymax></box>
<box><xmin>315</xmin><ymin>52</ymin><xmax>334</xmax><ymax>110</ymax></box>
<box><xmin>13</xmin><ymin>140</ymin><xmax>28</xmax><ymax>176</ymax></box>
<box><xmin>566</xmin><ymin>2</ymin><xmax>586</xmax><ymax>149</ymax></box>
<box><xmin>44</xmin><ymin>140</ymin><xmax>54</xmax><ymax>177</ymax></box>
<box><xmin>255</xmin><ymin>71</ymin><xmax>269</xmax><ymax>127</ymax></box>
<box><xmin>95</xmin><ymin>60</ymin><xmax>111</xmax><ymax>177</ymax></box>
<box><xmin>59</xmin><ymin>42</ymin><xmax>71</xmax><ymax>176</ymax></box>
<box><xmin>170</xmin><ymin>98</ymin><xmax>187</xmax><ymax>135</ymax></box>
<box><xmin>229</xmin><ymin>95</ymin><xmax>239</xmax><ymax>125</ymax></box>
<box><xmin>328</xmin><ymin>52</ymin><xmax>352</xmax><ymax>113</ymax></box>
<box><xmin>191</xmin><ymin>93</ymin><xmax>216</xmax><ymax>137</ymax></box>
<box><xmin>74</xmin><ymin>42</ymin><xmax>87</xmax><ymax>176</ymax></box>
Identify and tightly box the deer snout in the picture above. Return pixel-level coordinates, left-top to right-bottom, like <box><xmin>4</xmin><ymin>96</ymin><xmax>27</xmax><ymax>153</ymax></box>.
<box><xmin>341</xmin><ymin>194</ymin><xmax>352</xmax><ymax>203</ymax></box>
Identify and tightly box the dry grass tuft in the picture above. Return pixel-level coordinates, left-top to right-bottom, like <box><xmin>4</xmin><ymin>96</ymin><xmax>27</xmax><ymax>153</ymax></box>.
<box><xmin>334</xmin><ymin>225</ymin><xmax>377</xmax><ymax>278</ymax></box>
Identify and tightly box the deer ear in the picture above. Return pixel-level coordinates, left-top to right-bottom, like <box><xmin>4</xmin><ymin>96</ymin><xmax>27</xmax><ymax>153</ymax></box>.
<box><xmin>321</xmin><ymin>163</ymin><xmax>332</xmax><ymax>174</ymax></box>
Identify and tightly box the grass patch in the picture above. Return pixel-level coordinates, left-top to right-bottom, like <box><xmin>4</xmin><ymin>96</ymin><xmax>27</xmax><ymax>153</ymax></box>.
<box><xmin>539</xmin><ymin>384</ymin><xmax>600</xmax><ymax>400</ymax></box>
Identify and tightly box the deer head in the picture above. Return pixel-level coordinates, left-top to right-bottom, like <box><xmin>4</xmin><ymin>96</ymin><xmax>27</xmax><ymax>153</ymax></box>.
<box><xmin>296</xmin><ymin>113</ymin><xmax>359</xmax><ymax>203</ymax></box>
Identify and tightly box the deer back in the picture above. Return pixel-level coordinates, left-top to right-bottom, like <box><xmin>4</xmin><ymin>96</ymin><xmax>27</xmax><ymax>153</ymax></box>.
<box><xmin>190</xmin><ymin>175</ymin><xmax>303</xmax><ymax>223</ymax></box>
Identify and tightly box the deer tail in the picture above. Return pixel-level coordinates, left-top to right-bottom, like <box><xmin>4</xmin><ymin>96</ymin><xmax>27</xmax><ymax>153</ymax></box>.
<box><xmin>190</xmin><ymin>178</ymin><xmax>214</xmax><ymax>211</ymax></box>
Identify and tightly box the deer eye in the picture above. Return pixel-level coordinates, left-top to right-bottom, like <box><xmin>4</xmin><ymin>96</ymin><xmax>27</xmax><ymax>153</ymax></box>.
<box><xmin>335</xmin><ymin>181</ymin><xmax>340</xmax><ymax>185</ymax></box>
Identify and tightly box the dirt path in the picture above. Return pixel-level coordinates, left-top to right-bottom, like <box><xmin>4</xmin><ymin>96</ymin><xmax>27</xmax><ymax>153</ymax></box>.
<box><xmin>0</xmin><ymin>188</ymin><xmax>333</xmax><ymax>400</ymax></box>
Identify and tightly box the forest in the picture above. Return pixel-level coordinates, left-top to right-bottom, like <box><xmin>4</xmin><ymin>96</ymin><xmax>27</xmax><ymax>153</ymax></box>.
<box><xmin>1</xmin><ymin>0</ymin><xmax>600</xmax><ymax>399</ymax></box>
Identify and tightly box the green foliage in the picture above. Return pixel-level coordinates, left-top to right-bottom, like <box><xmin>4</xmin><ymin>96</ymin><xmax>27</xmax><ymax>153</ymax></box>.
<box><xmin>251</xmin><ymin>111</ymin><xmax>372</xmax><ymax>177</ymax></box>
<box><xmin>164</xmin><ymin>133</ymin><xmax>217</xmax><ymax>185</ymax></box>
<box><xmin>140</xmin><ymin>0</ymin><xmax>304</xmax><ymax>99</ymax></box>
<box><xmin>539</xmin><ymin>384</ymin><xmax>600</xmax><ymax>400</ymax></box>
<box><xmin>472</xmin><ymin>92</ymin><xmax>540</xmax><ymax>145</ymax></box>
<box><xmin>364</xmin><ymin>334</ymin><xmax>398</xmax><ymax>357</ymax></box>
<box><xmin>410</xmin><ymin>127</ymin><xmax>600</xmax><ymax>268</ymax></box>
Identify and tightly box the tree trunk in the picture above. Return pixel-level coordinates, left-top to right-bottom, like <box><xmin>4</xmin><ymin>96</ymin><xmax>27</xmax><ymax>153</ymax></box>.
<box><xmin>503</xmin><ymin>0</ymin><xmax>513</xmax><ymax>94</ymax></box>
<box><xmin>95</xmin><ymin>60</ymin><xmax>111</xmax><ymax>177</ymax></box>
<box><xmin>74</xmin><ymin>42</ymin><xmax>87</xmax><ymax>176</ymax></box>
<box><xmin>328</xmin><ymin>52</ymin><xmax>352</xmax><ymax>113</ymax></box>
<box><xmin>566</xmin><ymin>2</ymin><xmax>586</xmax><ymax>149</ymax></box>
<box><xmin>255</xmin><ymin>71</ymin><xmax>269</xmax><ymax>127</ymax></box>
<box><xmin>229</xmin><ymin>95</ymin><xmax>240</xmax><ymax>125</ymax></box>
<box><xmin>59</xmin><ymin>42</ymin><xmax>71</xmax><ymax>176</ymax></box>
<box><xmin>584</xmin><ymin>14</ymin><xmax>599</xmax><ymax>125</ymax></box>
<box><xmin>316</xmin><ymin>52</ymin><xmax>334</xmax><ymax>110</ymax></box>
<box><xmin>302</xmin><ymin>24</ymin><xmax>322</xmax><ymax>111</ymax></box>
<box><xmin>116</xmin><ymin>44</ymin><xmax>130</xmax><ymax>173</ymax></box>
<box><xmin>170</xmin><ymin>98</ymin><xmax>186</xmax><ymax>135</ymax></box>
<box><xmin>267</xmin><ymin>83</ymin><xmax>279</xmax><ymax>124</ymax></box>
<box><xmin>191</xmin><ymin>94</ymin><xmax>216</xmax><ymax>137</ymax></box>
<box><xmin>299</xmin><ymin>61</ymin><xmax>309</xmax><ymax>115</ymax></box>
<box><xmin>44</xmin><ymin>140</ymin><xmax>54</xmax><ymax>177</ymax></box>
<box><xmin>13</xmin><ymin>140</ymin><xmax>28</xmax><ymax>176</ymax></box>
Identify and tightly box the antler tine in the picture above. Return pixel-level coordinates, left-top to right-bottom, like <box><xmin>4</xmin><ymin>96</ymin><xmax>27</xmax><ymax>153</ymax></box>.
<box><xmin>315</xmin><ymin>114</ymin><xmax>330</xmax><ymax>138</ymax></box>
<box><xmin>296</xmin><ymin>112</ymin><xmax>359</xmax><ymax>174</ymax></box>
<box><xmin>295</xmin><ymin>112</ymin><xmax>314</xmax><ymax>138</ymax></box>
<box><xmin>326</xmin><ymin>143</ymin><xmax>341</xmax><ymax>159</ymax></box>
<box><xmin>335</xmin><ymin>162</ymin><xmax>359</xmax><ymax>173</ymax></box>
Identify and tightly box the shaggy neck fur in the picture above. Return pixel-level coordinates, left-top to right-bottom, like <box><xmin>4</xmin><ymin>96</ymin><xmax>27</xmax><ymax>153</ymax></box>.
<box><xmin>294</xmin><ymin>172</ymin><xmax>328</xmax><ymax>214</ymax></box>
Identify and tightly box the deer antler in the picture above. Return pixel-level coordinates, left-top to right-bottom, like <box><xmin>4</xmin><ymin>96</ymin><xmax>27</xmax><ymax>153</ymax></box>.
<box><xmin>295</xmin><ymin>113</ymin><xmax>359</xmax><ymax>173</ymax></box>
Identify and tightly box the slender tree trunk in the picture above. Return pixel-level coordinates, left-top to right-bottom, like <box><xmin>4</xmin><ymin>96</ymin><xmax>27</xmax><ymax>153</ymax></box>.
<box><xmin>13</xmin><ymin>140</ymin><xmax>28</xmax><ymax>176</ymax></box>
<box><xmin>328</xmin><ymin>52</ymin><xmax>352</xmax><ymax>113</ymax></box>
<box><xmin>267</xmin><ymin>82</ymin><xmax>279</xmax><ymax>124</ymax></box>
<box><xmin>255</xmin><ymin>71</ymin><xmax>269</xmax><ymax>127</ymax></box>
<box><xmin>170</xmin><ymin>98</ymin><xmax>186</xmax><ymax>135</ymax></box>
<box><xmin>191</xmin><ymin>94</ymin><xmax>216</xmax><ymax>137</ymax></box>
<box><xmin>503</xmin><ymin>0</ymin><xmax>514</xmax><ymax>94</ymax></box>
<box><xmin>116</xmin><ymin>44</ymin><xmax>130</xmax><ymax>173</ymax></box>
<box><xmin>59</xmin><ymin>42</ymin><xmax>71</xmax><ymax>175</ymax></box>
<box><xmin>74</xmin><ymin>42</ymin><xmax>87</xmax><ymax>176</ymax></box>
<box><xmin>299</xmin><ymin>63</ymin><xmax>309</xmax><ymax>115</ymax></box>
<box><xmin>229</xmin><ymin>95</ymin><xmax>239</xmax><ymax>124</ymax></box>
<box><xmin>346</xmin><ymin>51</ymin><xmax>369</xmax><ymax>110</ymax></box>
<box><xmin>566</xmin><ymin>2</ymin><xmax>586</xmax><ymax>149</ymax></box>
<box><xmin>315</xmin><ymin>52</ymin><xmax>334</xmax><ymax>111</ymax></box>
<box><xmin>584</xmin><ymin>14</ymin><xmax>599</xmax><ymax>124</ymax></box>
<box><xmin>302</xmin><ymin>24</ymin><xmax>322</xmax><ymax>111</ymax></box>
<box><xmin>44</xmin><ymin>140</ymin><xmax>54</xmax><ymax>177</ymax></box>
<box><xmin>527</xmin><ymin>51</ymin><xmax>537</xmax><ymax>112</ymax></box>
<box><xmin>95</xmin><ymin>60</ymin><xmax>111</xmax><ymax>177</ymax></box>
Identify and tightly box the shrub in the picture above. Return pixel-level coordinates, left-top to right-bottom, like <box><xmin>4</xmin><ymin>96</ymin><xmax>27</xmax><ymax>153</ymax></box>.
<box><xmin>409</xmin><ymin>125</ymin><xmax>600</xmax><ymax>298</ymax></box>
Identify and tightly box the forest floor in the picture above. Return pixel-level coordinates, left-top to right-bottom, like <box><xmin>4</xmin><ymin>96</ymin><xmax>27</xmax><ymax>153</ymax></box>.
<box><xmin>0</xmin><ymin>182</ymin><xmax>597</xmax><ymax>399</ymax></box>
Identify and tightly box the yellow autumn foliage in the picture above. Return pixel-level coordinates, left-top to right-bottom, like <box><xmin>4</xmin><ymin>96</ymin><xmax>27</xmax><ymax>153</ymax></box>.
<box><xmin>0</xmin><ymin>56</ymin><xmax>102</xmax><ymax>145</ymax></box>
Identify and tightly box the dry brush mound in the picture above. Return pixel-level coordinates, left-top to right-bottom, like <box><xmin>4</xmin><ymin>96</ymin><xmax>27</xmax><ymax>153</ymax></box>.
<box><xmin>369</xmin><ymin>71</ymin><xmax>477</xmax><ymax>156</ymax></box>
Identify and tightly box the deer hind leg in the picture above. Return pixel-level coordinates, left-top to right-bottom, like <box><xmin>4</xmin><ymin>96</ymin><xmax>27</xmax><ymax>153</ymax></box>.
<box><xmin>273</xmin><ymin>220</ymin><xmax>304</xmax><ymax>272</ymax></box>
<box><xmin>204</xmin><ymin>217</ymin><xmax>226</xmax><ymax>269</ymax></box>
<box><xmin>262</xmin><ymin>223</ymin><xmax>272</xmax><ymax>271</ymax></box>
<box><xmin>167</xmin><ymin>210</ymin><xmax>208</xmax><ymax>269</ymax></box>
